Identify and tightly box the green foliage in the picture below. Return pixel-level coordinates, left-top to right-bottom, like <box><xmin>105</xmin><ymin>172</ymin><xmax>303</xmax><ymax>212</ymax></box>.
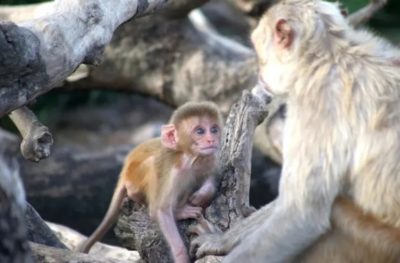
<box><xmin>0</xmin><ymin>0</ymin><xmax>46</xmax><ymax>4</ymax></box>
<box><xmin>333</xmin><ymin>0</ymin><xmax>369</xmax><ymax>13</ymax></box>
<box><xmin>327</xmin><ymin>0</ymin><xmax>400</xmax><ymax>43</ymax></box>
<box><xmin>31</xmin><ymin>90</ymin><xmax>121</xmax><ymax>124</ymax></box>
<box><xmin>0</xmin><ymin>90</ymin><xmax>121</xmax><ymax>132</ymax></box>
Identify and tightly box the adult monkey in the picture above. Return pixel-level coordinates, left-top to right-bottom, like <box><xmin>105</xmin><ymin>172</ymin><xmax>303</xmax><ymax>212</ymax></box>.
<box><xmin>191</xmin><ymin>0</ymin><xmax>400</xmax><ymax>262</ymax></box>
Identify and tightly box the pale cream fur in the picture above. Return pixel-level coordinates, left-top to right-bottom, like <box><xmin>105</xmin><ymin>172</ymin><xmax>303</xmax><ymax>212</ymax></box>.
<box><xmin>192</xmin><ymin>0</ymin><xmax>400</xmax><ymax>262</ymax></box>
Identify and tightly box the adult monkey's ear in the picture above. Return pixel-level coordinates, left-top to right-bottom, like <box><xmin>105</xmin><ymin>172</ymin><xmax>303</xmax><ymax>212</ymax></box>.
<box><xmin>161</xmin><ymin>124</ymin><xmax>178</xmax><ymax>150</ymax></box>
<box><xmin>274</xmin><ymin>18</ymin><xmax>293</xmax><ymax>49</ymax></box>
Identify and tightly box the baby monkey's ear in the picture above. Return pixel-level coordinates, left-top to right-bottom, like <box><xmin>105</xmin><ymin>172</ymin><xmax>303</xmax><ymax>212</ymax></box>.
<box><xmin>161</xmin><ymin>124</ymin><xmax>178</xmax><ymax>150</ymax></box>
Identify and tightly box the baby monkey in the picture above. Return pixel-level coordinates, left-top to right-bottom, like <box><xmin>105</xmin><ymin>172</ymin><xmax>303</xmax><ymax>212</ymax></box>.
<box><xmin>76</xmin><ymin>101</ymin><xmax>223</xmax><ymax>263</ymax></box>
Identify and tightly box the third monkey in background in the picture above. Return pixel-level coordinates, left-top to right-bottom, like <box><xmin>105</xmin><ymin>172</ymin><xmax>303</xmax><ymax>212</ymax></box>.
<box><xmin>77</xmin><ymin>101</ymin><xmax>223</xmax><ymax>263</ymax></box>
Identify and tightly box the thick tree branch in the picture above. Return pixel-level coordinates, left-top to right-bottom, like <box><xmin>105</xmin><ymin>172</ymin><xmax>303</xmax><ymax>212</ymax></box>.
<box><xmin>63</xmin><ymin>9</ymin><xmax>256</xmax><ymax>114</ymax></box>
<box><xmin>0</xmin><ymin>2</ymin><xmax>53</xmax><ymax>22</ymax></box>
<box><xmin>47</xmin><ymin>222</ymin><xmax>141</xmax><ymax>262</ymax></box>
<box><xmin>218</xmin><ymin>87</ymin><xmax>270</xmax><ymax>217</ymax></box>
<box><xmin>8</xmin><ymin>107</ymin><xmax>53</xmax><ymax>162</ymax></box>
<box><xmin>0</xmin><ymin>0</ymin><xmax>168</xmax><ymax>117</ymax></box>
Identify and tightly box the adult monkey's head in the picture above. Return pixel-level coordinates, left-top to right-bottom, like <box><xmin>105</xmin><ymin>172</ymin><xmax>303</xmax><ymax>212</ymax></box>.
<box><xmin>251</xmin><ymin>0</ymin><xmax>349</xmax><ymax>96</ymax></box>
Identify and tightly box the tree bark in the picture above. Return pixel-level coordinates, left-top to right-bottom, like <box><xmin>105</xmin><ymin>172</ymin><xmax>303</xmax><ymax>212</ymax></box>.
<box><xmin>47</xmin><ymin>222</ymin><xmax>141</xmax><ymax>262</ymax></box>
<box><xmin>0</xmin><ymin>0</ymin><xmax>168</xmax><ymax>117</ymax></box>
<box><xmin>64</xmin><ymin>10</ymin><xmax>257</xmax><ymax>114</ymax></box>
<box><xmin>216</xmin><ymin>88</ymin><xmax>270</xmax><ymax>218</ymax></box>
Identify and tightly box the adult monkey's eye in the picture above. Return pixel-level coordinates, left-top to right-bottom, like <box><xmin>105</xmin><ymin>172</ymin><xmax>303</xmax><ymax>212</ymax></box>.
<box><xmin>195</xmin><ymin>127</ymin><xmax>205</xmax><ymax>135</ymax></box>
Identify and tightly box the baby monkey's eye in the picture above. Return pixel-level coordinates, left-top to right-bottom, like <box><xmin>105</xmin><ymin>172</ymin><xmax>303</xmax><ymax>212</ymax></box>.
<box><xmin>195</xmin><ymin>127</ymin><xmax>205</xmax><ymax>135</ymax></box>
<box><xmin>210</xmin><ymin>126</ymin><xmax>219</xmax><ymax>134</ymax></box>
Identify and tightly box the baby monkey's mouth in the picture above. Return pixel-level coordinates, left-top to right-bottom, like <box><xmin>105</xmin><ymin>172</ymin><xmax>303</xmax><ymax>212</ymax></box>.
<box><xmin>201</xmin><ymin>146</ymin><xmax>218</xmax><ymax>150</ymax></box>
<box><xmin>198</xmin><ymin>146</ymin><xmax>219</xmax><ymax>154</ymax></box>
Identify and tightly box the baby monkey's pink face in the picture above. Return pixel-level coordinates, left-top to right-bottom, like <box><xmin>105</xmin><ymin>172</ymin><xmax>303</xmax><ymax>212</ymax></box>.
<box><xmin>184</xmin><ymin>116</ymin><xmax>221</xmax><ymax>156</ymax></box>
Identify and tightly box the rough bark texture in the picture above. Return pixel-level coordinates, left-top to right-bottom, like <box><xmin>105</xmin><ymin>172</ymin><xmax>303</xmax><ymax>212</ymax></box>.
<box><xmin>217</xmin><ymin>89</ymin><xmax>270</xmax><ymax>218</ymax></box>
<box><xmin>0</xmin><ymin>0</ymin><xmax>168</xmax><ymax>117</ymax></box>
<box><xmin>115</xmin><ymin>202</ymin><xmax>175</xmax><ymax>263</ymax></box>
<box><xmin>114</xmin><ymin>89</ymin><xmax>272</xmax><ymax>263</ymax></box>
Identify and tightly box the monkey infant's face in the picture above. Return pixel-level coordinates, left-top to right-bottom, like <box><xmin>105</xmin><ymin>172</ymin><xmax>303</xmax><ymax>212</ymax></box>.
<box><xmin>184</xmin><ymin>117</ymin><xmax>221</xmax><ymax>156</ymax></box>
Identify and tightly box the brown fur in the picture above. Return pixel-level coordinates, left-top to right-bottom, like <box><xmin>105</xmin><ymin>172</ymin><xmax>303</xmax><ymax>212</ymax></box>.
<box><xmin>76</xmin><ymin>101</ymin><xmax>223</xmax><ymax>263</ymax></box>
<box><xmin>300</xmin><ymin>197</ymin><xmax>400</xmax><ymax>262</ymax></box>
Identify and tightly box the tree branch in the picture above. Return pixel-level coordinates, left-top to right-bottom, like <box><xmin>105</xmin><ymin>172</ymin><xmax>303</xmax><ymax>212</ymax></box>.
<box><xmin>0</xmin><ymin>0</ymin><xmax>168</xmax><ymax>117</ymax></box>
<box><xmin>8</xmin><ymin>107</ymin><xmax>53</xmax><ymax>162</ymax></box>
<box><xmin>63</xmin><ymin>9</ymin><xmax>256</xmax><ymax>114</ymax></box>
<box><xmin>218</xmin><ymin>87</ymin><xmax>270</xmax><ymax>217</ymax></box>
<box><xmin>47</xmin><ymin>222</ymin><xmax>141</xmax><ymax>262</ymax></box>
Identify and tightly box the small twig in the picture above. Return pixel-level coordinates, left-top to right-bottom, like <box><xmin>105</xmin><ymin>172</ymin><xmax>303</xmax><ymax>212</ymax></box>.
<box><xmin>348</xmin><ymin>0</ymin><xmax>387</xmax><ymax>28</ymax></box>
<box><xmin>8</xmin><ymin>107</ymin><xmax>53</xmax><ymax>162</ymax></box>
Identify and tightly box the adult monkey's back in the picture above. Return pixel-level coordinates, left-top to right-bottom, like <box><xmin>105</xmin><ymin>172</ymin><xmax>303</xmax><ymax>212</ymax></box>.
<box><xmin>191</xmin><ymin>0</ymin><xmax>400</xmax><ymax>262</ymax></box>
